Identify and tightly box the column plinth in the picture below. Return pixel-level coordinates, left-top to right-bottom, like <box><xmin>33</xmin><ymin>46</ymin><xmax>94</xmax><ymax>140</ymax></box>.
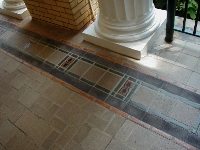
<box><xmin>3</xmin><ymin>0</ymin><xmax>26</xmax><ymax>10</ymax></box>
<box><xmin>83</xmin><ymin>0</ymin><xmax>167</xmax><ymax>59</ymax></box>
<box><xmin>0</xmin><ymin>0</ymin><xmax>30</xmax><ymax>19</ymax></box>
<box><xmin>95</xmin><ymin>0</ymin><xmax>160</xmax><ymax>42</ymax></box>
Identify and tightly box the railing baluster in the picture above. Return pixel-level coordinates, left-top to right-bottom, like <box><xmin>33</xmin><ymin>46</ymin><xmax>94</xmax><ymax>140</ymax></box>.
<box><xmin>193</xmin><ymin>0</ymin><xmax>200</xmax><ymax>35</ymax></box>
<box><xmin>165</xmin><ymin>0</ymin><xmax>177</xmax><ymax>42</ymax></box>
<box><xmin>182</xmin><ymin>0</ymin><xmax>189</xmax><ymax>32</ymax></box>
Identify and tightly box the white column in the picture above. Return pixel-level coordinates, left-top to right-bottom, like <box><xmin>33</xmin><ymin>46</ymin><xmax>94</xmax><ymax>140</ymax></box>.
<box><xmin>2</xmin><ymin>0</ymin><xmax>26</xmax><ymax>10</ymax></box>
<box><xmin>95</xmin><ymin>0</ymin><xmax>160</xmax><ymax>42</ymax></box>
<box><xmin>0</xmin><ymin>0</ymin><xmax>30</xmax><ymax>19</ymax></box>
<box><xmin>83</xmin><ymin>0</ymin><xmax>167</xmax><ymax>59</ymax></box>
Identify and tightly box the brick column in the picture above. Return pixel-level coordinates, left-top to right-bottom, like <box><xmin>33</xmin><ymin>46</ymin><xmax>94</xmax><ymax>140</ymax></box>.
<box><xmin>24</xmin><ymin>0</ymin><xmax>99</xmax><ymax>31</ymax></box>
<box><xmin>0</xmin><ymin>0</ymin><xmax>30</xmax><ymax>19</ymax></box>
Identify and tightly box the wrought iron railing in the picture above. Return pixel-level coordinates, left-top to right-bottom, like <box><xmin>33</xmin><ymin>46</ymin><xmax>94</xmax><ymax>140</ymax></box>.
<box><xmin>165</xmin><ymin>0</ymin><xmax>200</xmax><ymax>42</ymax></box>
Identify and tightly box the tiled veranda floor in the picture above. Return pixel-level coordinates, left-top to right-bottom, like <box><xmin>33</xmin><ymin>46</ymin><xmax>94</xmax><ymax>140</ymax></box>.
<box><xmin>0</xmin><ymin>14</ymin><xmax>200</xmax><ymax>150</ymax></box>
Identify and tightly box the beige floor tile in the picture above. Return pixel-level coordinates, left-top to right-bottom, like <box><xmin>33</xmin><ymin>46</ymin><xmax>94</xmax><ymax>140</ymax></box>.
<box><xmin>97</xmin><ymin>72</ymin><xmax>122</xmax><ymax>90</ymax></box>
<box><xmin>46</xmin><ymin>50</ymin><xmax>67</xmax><ymax>65</ymax></box>
<box><xmin>182</xmin><ymin>42</ymin><xmax>200</xmax><ymax>57</ymax></box>
<box><xmin>28</xmin><ymin>42</ymin><xmax>46</xmax><ymax>55</ymax></box>
<box><xmin>81</xmin><ymin>128</ymin><xmax>112</xmax><ymax>150</ymax></box>
<box><xmin>149</xmin><ymin>93</ymin><xmax>177</xmax><ymax>116</ymax></box>
<box><xmin>65</xmin><ymin>106</ymin><xmax>89</xmax><ymax>128</ymax></box>
<box><xmin>10</xmin><ymin>73</ymin><xmax>30</xmax><ymax>89</ymax></box>
<box><xmin>170</xmin><ymin>101</ymin><xmax>199</xmax><ymax>127</ymax></box>
<box><xmin>176</xmin><ymin>53</ymin><xmax>198</xmax><ymax>70</ymax></box>
<box><xmin>5</xmin><ymin>129</ymin><xmax>25</xmax><ymax>150</ymax></box>
<box><xmin>73</xmin><ymin>123</ymin><xmax>92</xmax><ymax>144</ymax></box>
<box><xmin>56</xmin><ymin>126</ymin><xmax>77</xmax><ymax>148</ymax></box>
<box><xmin>0</xmin><ymin>30</ymin><xmax>15</xmax><ymax>40</ymax></box>
<box><xmin>82</xmin><ymin>66</ymin><xmax>106</xmax><ymax>83</ymax></box>
<box><xmin>65</xmin><ymin>141</ymin><xmax>84</xmax><ymax>150</ymax></box>
<box><xmin>0</xmin><ymin>120</ymin><xmax>18</xmax><ymax>145</ymax></box>
<box><xmin>42</xmin><ymin>130</ymin><xmax>60</xmax><ymax>150</ymax></box>
<box><xmin>37</xmin><ymin>46</ymin><xmax>56</xmax><ymax>60</ymax></box>
<box><xmin>15</xmin><ymin>110</ymin><xmax>38</xmax><ymax>132</ymax></box>
<box><xmin>1</xmin><ymin>58</ymin><xmax>21</xmax><ymax>73</ymax></box>
<box><xmin>131</xmin><ymin>86</ymin><xmax>157</xmax><ymax>108</ymax></box>
<box><xmin>49</xmin><ymin>116</ymin><xmax>67</xmax><ymax>132</ymax></box>
<box><xmin>27</xmin><ymin>119</ymin><xmax>53</xmax><ymax>145</ymax></box>
<box><xmin>69</xmin><ymin>60</ymin><xmax>91</xmax><ymax>77</ymax></box>
<box><xmin>69</xmin><ymin>92</ymin><xmax>89</xmax><ymax>107</ymax></box>
<box><xmin>187</xmin><ymin>72</ymin><xmax>200</xmax><ymax>89</ymax></box>
<box><xmin>168</xmin><ymin>65</ymin><xmax>192</xmax><ymax>84</ymax></box>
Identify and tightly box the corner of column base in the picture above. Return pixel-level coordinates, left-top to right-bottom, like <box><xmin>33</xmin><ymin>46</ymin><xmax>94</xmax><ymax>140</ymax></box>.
<box><xmin>0</xmin><ymin>1</ymin><xmax>30</xmax><ymax>19</ymax></box>
<box><xmin>82</xmin><ymin>9</ymin><xmax>167</xmax><ymax>60</ymax></box>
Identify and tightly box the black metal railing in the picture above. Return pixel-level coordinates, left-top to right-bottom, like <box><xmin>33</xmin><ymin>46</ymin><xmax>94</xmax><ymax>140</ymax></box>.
<box><xmin>165</xmin><ymin>0</ymin><xmax>200</xmax><ymax>42</ymax></box>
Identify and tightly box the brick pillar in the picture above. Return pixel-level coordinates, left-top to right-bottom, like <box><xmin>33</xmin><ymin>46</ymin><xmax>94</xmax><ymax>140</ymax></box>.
<box><xmin>24</xmin><ymin>0</ymin><xmax>99</xmax><ymax>31</ymax></box>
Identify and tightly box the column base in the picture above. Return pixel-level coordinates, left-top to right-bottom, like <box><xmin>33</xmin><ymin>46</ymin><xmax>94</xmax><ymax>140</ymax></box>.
<box><xmin>0</xmin><ymin>0</ymin><xmax>30</xmax><ymax>19</ymax></box>
<box><xmin>83</xmin><ymin>9</ymin><xmax>167</xmax><ymax>60</ymax></box>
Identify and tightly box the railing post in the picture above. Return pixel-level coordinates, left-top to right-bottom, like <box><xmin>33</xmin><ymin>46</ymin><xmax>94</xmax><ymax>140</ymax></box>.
<box><xmin>165</xmin><ymin>0</ymin><xmax>177</xmax><ymax>42</ymax></box>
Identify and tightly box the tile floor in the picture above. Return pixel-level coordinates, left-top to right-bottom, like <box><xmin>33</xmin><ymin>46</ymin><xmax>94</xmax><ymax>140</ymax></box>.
<box><xmin>0</xmin><ymin>14</ymin><xmax>200</xmax><ymax>150</ymax></box>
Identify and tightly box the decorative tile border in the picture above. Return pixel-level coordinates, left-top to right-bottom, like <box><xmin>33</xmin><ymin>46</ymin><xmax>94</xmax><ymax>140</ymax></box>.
<box><xmin>0</xmin><ymin>20</ymin><xmax>199</xmax><ymax>149</ymax></box>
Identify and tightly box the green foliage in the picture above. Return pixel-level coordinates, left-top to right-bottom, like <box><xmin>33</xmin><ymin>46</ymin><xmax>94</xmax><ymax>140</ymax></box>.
<box><xmin>153</xmin><ymin>0</ymin><xmax>198</xmax><ymax>20</ymax></box>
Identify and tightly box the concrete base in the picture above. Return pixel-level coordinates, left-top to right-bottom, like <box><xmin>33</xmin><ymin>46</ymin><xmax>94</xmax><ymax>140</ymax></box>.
<box><xmin>82</xmin><ymin>9</ymin><xmax>167</xmax><ymax>60</ymax></box>
<box><xmin>0</xmin><ymin>0</ymin><xmax>30</xmax><ymax>19</ymax></box>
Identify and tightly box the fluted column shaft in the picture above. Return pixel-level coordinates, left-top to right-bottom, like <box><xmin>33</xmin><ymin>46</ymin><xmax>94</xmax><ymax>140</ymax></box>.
<box><xmin>3</xmin><ymin>0</ymin><xmax>26</xmax><ymax>10</ymax></box>
<box><xmin>95</xmin><ymin>0</ymin><xmax>160</xmax><ymax>42</ymax></box>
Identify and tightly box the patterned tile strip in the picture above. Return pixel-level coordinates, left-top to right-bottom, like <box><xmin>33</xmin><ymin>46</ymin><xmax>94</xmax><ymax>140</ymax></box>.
<box><xmin>0</xmin><ymin>20</ymin><xmax>200</xmax><ymax>149</ymax></box>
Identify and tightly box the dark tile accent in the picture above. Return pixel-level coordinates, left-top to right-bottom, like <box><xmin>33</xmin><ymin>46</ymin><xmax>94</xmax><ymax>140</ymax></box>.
<box><xmin>123</xmin><ymin>103</ymin><xmax>145</xmax><ymax>119</ymax></box>
<box><xmin>40</xmin><ymin>36</ymin><xmax>58</xmax><ymax>45</ymax></box>
<box><xmin>162</xmin><ymin>122</ymin><xmax>188</xmax><ymax>141</ymax></box>
<box><xmin>58</xmin><ymin>44</ymin><xmax>73</xmax><ymax>52</ymax></box>
<box><xmin>143</xmin><ymin>75</ymin><xmax>164</xmax><ymax>88</ymax></box>
<box><xmin>95</xmin><ymin>85</ymin><xmax>110</xmax><ymax>93</ymax></box>
<box><xmin>89</xmin><ymin>87</ymin><xmax>108</xmax><ymax>101</ymax></box>
<box><xmin>20</xmin><ymin>54</ymin><xmax>35</xmax><ymax>63</ymax></box>
<box><xmin>109</xmin><ymin>69</ymin><xmax>123</xmax><ymax>77</ymax></box>
<box><xmin>74</xmin><ymin>80</ymin><xmax>92</xmax><ymax>93</ymax></box>
<box><xmin>181</xmin><ymin>90</ymin><xmax>200</xmax><ymax>104</ymax></box>
<box><xmin>105</xmin><ymin>95</ymin><xmax>127</xmax><ymax>110</ymax></box>
<box><xmin>0</xmin><ymin>20</ymin><xmax>19</xmax><ymax>31</ymax></box>
<box><xmin>0</xmin><ymin>27</ymin><xmax>6</xmax><ymax>35</ymax></box>
<box><xmin>111</xmin><ymin>63</ymin><xmax>130</xmax><ymax>74</ymax></box>
<box><xmin>17</xmin><ymin>28</ymin><xmax>42</xmax><ymax>40</ymax></box>
<box><xmin>71</xmin><ymin>48</ymin><xmax>86</xmax><ymax>56</ymax></box>
<box><xmin>81</xmin><ymin>57</ymin><xmax>93</xmax><ymax>64</ymax></box>
<box><xmin>186</xmin><ymin>133</ymin><xmax>200</xmax><ymax>149</ymax></box>
<box><xmin>45</xmin><ymin>61</ymin><xmax>56</xmax><ymax>68</ymax></box>
<box><xmin>29</xmin><ymin>58</ymin><xmax>43</xmax><ymax>67</ymax></box>
<box><xmin>127</xmin><ymin>69</ymin><xmax>146</xmax><ymax>81</ymax></box>
<box><xmin>83</xmin><ymin>52</ymin><xmax>99</xmax><ymax>62</ymax></box>
<box><xmin>39</xmin><ymin>63</ymin><xmax>53</xmax><ymax>73</ymax></box>
<box><xmin>0</xmin><ymin>42</ymin><xmax>15</xmax><ymax>53</ymax></box>
<box><xmin>50</xmin><ymin>69</ymin><xmax>65</xmax><ymax>79</ymax></box>
<box><xmin>96</xmin><ymin>57</ymin><xmax>114</xmax><ymax>68</ymax></box>
<box><xmin>63</xmin><ymin>74</ymin><xmax>78</xmax><ymax>85</ymax></box>
<box><xmin>162</xmin><ymin>82</ymin><xmax>184</xmax><ymax>96</ymax></box>
<box><xmin>142</xmin><ymin>113</ymin><xmax>167</xmax><ymax>130</ymax></box>
<box><xmin>10</xmin><ymin>50</ymin><xmax>24</xmax><ymax>58</ymax></box>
